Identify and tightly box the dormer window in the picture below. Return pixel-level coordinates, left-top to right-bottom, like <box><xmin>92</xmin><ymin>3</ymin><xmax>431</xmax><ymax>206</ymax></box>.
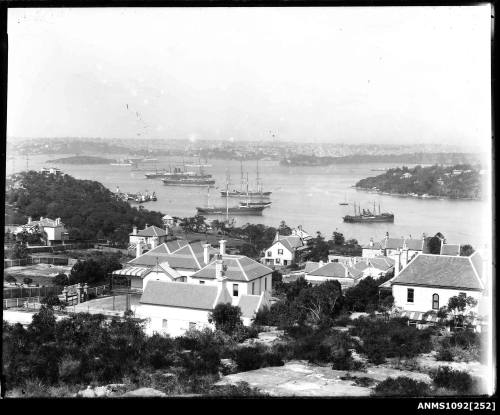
<box><xmin>278</xmin><ymin>249</ymin><xmax>284</xmax><ymax>255</ymax></box>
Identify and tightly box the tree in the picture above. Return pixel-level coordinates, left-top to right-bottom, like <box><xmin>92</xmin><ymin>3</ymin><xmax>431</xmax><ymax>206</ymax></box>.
<box><xmin>41</xmin><ymin>294</ymin><xmax>63</xmax><ymax>308</ymax></box>
<box><xmin>53</xmin><ymin>273</ymin><xmax>69</xmax><ymax>286</ymax></box>
<box><xmin>209</xmin><ymin>303</ymin><xmax>243</xmax><ymax>335</ymax></box>
<box><xmin>447</xmin><ymin>293</ymin><xmax>478</xmax><ymax>329</ymax></box>
<box><xmin>332</xmin><ymin>231</ymin><xmax>345</xmax><ymax>246</ymax></box>
<box><xmin>8</xmin><ymin>242</ymin><xmax>29</xmax><ymax>260</ymax></box>
<box><xmin>23</xmin><ymin>277</ymin><xmax>33</xmax><ymax>286</ymax></box>
<box><xmin>427</xmin><ymin>236</ymin><xmax>442</xmax><ymax>255</ymax></box>
<box><xmin>278</xmin><ymin>221</ymin><xmax>292</xmax><ymax>236</ymax></box>
<box><xmin>460</xmin><ymin>244</ymin><xmax>475</xmax><ymax>256</ymax></box>
<box><xmin>305</xmin><ymin>232</ymin><xmax>330</xmax><ymax>262</ymax></box>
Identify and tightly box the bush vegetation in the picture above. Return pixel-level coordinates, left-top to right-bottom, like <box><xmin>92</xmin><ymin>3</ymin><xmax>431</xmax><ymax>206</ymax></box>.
<box><xmin>373</xmin><ymin>376</ymin><xmax>431</xmax><ymax>396</ymax></box>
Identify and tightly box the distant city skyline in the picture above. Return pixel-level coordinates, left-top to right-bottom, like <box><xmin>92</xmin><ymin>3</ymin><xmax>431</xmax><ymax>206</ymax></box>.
<box><xmin>7</xmin><ymin>7</ymin><xmax>491</xmax><ymax>152</ymax></box>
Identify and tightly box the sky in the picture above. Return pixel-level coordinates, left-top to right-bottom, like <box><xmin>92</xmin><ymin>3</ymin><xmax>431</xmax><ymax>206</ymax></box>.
<box><xmin>7</xmin><ymin>6</ymin><xmax>492</xmax><ymax>149</ymax></box>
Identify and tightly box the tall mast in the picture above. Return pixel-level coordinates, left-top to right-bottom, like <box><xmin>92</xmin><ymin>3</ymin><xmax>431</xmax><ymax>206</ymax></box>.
<box><xmin>378</xmin><ymin>203</ymin><xmax>381</xmax><ymax>215</ymax></box>
<box><xmin>226</xmin><ymin>180</ymin><xmax>229</xmax><ymax>222</ymax></box>
<box><xmin>353</xmin><ymin>201</ymin><xmax>356</xmax><ymax>216</ymax></box>
<box><xmin>256</xmin><ymin>159</ymin><xmax>260</xmax><ymax>193</ymax></box>
<box><xmin>240</xmin><ymin>159</ymin><xmax>244</xmax><ymax>193</ymax></box>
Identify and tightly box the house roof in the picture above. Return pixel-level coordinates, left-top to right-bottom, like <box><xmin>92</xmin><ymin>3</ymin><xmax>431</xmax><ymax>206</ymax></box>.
<box><xmin>129</xmin><ymin>241</ymin><xmax>204</xmax><ymax>270</ymax></box>
<box><xmin>132</xmin><ymin>225</ymin><xmax>168</xmax><ymax>237</ymax></box>
<box><xmin>390</xmin><ymin>253</ymin><xmax>484</xmax><ymax>290</ymax></box>
<box><xmin>361</xmin><ymin>241</ymin><xmax>383</xmax><ymax>250</ymax></box>
<box><xmin>368</xmin><ymin>257</ymin><xmax>395</xmax><ymax>271</ymax></box>
<box><xmin>347</xmin><ymin>266</ymin><xmax>364</xmax><ymax>280</ymax></box>
<box><xmin>274</xmin><ymin>236</ymin><xmax>303</xmax><ymax>251</ymax></box>
<box><xmin>29</xmin><ymin>218</ymin><xmax>65</xmax><ymax>228</ymax></box>
<box><xmin>140</xmin><ymin>280</ymin><xmax>221</xmax><ymax>310</ymax></box>
<box><xmin>146</xmin><ymin>262</ymin><xmax>182</xmax><ymax>280</ymax></box>
<box><xmin>307</xmin><ymin>262</ymin><xmax>348</xmax><ymax>278</ymax></box>
<box><xmin>191</xmin><ymin>255</ymin><xmax>273</xmax><ymax>282</ymax></box>
<box><xmin>165</xmin><ymin>239</ymin><xmax>189</xmax><ymax>253</ymax></box>
<box><xmin>383</xmin><ymin>237</ymin><xmax>424</xmax><ymax>251</ymax></box>
<box><xmin>112</xmin><ymin>266</ymin><xmax>150</xmax><ymax>278</ymax></box>
<box><xmin>237</xmin><ymin>295</ymin><xmax>262</xmax><ymax>318</ymax></box>
<box><xmin>440</xmin><ymin>244</ymin><xmax>461</xmax><ymax>256</ymax></box>
<box><xmin>304</xmin><ymin>261</ymin><xmax>320</xmax><ymax>273</ymax></box>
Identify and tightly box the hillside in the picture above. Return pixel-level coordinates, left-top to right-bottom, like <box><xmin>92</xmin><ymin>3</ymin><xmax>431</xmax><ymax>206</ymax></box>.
<box><xmin>5</xmin><ymin>171</ymin><xmax>164</xmax><ymax>245</ymax></box>
<box><xmin>354</xmin><ymin>164</ymin><xmax>483</xmax><ymax>200</ymax></box>
<box><xmin>280</xmin><ymin>153</ymin><xmax>483</xmax><ymax>166</ymax></box>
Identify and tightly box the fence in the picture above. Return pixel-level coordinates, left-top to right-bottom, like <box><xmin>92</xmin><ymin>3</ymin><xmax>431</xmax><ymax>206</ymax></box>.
<box><xmin>3</xmin><ymin>285</ymin><xmax>62</xmax><ymax>299</ymax></box>
<box><xmin>4</xmin><ymin>256</ymin><xmax>70</xmax><ymax>268</ymax></box>
<box><xmin>3</xmin><ymin>296</ymin><xmax>41</xmax><ymax>309</ymax></box>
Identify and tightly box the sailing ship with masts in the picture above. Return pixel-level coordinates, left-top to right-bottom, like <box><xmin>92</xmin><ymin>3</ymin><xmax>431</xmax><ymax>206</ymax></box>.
<box><xmin>197</xmin><ymin>176</ymin><xmax>266</xmax><ymax>216</ymax></box>
<box><xmin>343</xmin><ymin>201</ymin><xmax>394</xmax><ymax>223</ymax></box>
<box><xmin>220</xmin><ymin>160</ymin><xmax>271</xmax><ymax>198</ymax></box>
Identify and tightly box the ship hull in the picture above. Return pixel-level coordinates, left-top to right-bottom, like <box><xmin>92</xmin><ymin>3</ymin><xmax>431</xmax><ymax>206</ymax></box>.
<box><xmin>196</xmin><ymin>207</ymin><xmax>264</xmax><ymax>216</ymax></box>
<box><xmin>343</xmin><ymin>215</ymin><xmax>394</xmax><ymax>223</ymax></box>
<box><xmin>221</xmin><ymin>191</ymin><xmax>272</xmax><ymax>198</ymax></box>
<box><xmin>163</xmin><ymin>179</ymin><xmax>215</xmax><ymax>186</ymax></box>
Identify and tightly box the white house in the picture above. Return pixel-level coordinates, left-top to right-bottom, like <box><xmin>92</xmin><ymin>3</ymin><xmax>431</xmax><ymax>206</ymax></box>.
<box><xmin>380</xmin><ymin>252</ymin><xmax>486</xmax><ymax>324</ymax></box>
<box><xmin>118</xmin><ymin>239</ymin><xmax>217</xmax><ymax>288</ymax></box>
<box><xmin>263</xmin><ymin>233</ymin><xmax>307</xmax><ymax>267</ymax></box>
<box><xmin>16</xmin><ymin>216</ymin><xmax>68</xmax><ymax>246</ymax></box>
<box><xmin>362</xmin><ymin>232</ymin><xmax>431</xmax><ymax>262</ymax></box>
<box><xmin>129</xmin><ymin>225</ymin><xmax>170</xmax><ymax>254</ymax></box>
<box><xmin>133</xmin><ymin>254</ymin><xmax>271</xmax><ymax>337</ymax></box>
<box><xmin>351</xmin><ymin>257</ymin><xmax>395</xmax><ymax>279</ymax></box>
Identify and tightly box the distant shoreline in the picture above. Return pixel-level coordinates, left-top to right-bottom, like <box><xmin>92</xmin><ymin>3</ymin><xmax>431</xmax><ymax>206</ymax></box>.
<box><xmin>353</xmin><ymin>186</ymin><xmax>481</xmax><ymax>202</ymax></box>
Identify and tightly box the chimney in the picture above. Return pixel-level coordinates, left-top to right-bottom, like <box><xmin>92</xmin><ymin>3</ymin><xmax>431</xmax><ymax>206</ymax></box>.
<box><xmin>401</xmin><ymin>249</ymin><xmax>408</xmax><ymax>269</ymax></box>
<box><xmin>319</xmin><ymin>260</ymin><xmax>324</xmax><ymax>268</ymax></box>
<box><xmin>215</xmin><ymin>254</ymin><xmax>225</xmax><ymax>280</ymax></box>
<box><xmin>136</xmin><ymin>241</ymin><xmax>142</xmax><ymax>258</ymax></box>
<box><xmin>385</xmin><ymin>232</ymin><xmax>389</xmax><ymax>240</ymax></box>
<box><xmin>28</xmin><ymin>216</ymin><xmax>32</xmax><ymax>224</ymax></box>
<box><xmin>203</xmin><ymin>243</ymin><xmax>211</xmax><ymax>265</ymax></box>
<box><xmin>55</xmin><ymin>217</ymin><xmax>61</xmax><ymax>225</ymax></box>
<box><xmin>219</xmin><ymin>239</ymin><xmax>227</xmax><ymax>256</ymax></box>
<box><xmin>40</xmin><ymin>216</ymin><xmax>44</xmax><ymax>222</ymax></box>
<box><xmin>145</xmin><ymin>223</ymin><xmax>149</xmax><ymax>229</ymax></box>
<box><xmin>274</xmin><ymin>230</ymin><xmax>280</xmax><ymax>243</ymax></box>
<box><xmin>369</xmin><ymin>237</ymin><xmax>374</xmax><ymax>248</ymax></box>
<box><xmin>151</xmin><ymin>236</ymin><xmax>159</xmax><ymax>249</ymax></box>
<box><xmin>402</xmin><ymin>239</ymin><xmax>408</xmax><ymax>251</ymax></box>
<box><xmin>394</xmin><ymin>251</ymin><xmax>401</xmax><ymax>276</ymax></box>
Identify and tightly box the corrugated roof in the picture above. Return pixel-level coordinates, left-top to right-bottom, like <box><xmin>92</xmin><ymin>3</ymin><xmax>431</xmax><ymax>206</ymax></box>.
<box><xmin>112</xmin><ymin>266</ymin><xmax>150</xmax><ymax>277</ymax></box>
<box><xmin>191</xmin><ymin>255</ymin><xmax>272</xmax><ymax>282</ymax></box>
<box><xmin>391</xmin><ymin>254</ymin><xmax>484</xmax><ymax>290</ymax></box>
<box><xmin>440</xmin><ymin>244</ymin><xmax>461</xmax><ymax>256</ymax></box>
<box><xmin>140</xmin><ymin>280</ymin><xmax>219</xmax><ymax>309</ymax></box>
<box><xmin>166</xmin><ymin>239</ymin><xmax>189</xmax><ymax>253</ymax></box>
<box><xmin>369</xmin><ymin>257</ymin><xmax>395</xmax><ymax>271</ymax></box>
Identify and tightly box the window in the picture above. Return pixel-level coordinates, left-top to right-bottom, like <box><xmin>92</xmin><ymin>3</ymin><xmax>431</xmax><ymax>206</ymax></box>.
<box><xmin>278</xmin><ymin>249</ymin><xmax>283</xmax><ymax>255</ymax></box>
<box><xmin>189</xmin><ymin>322</ymin><xmax>196</xmax><ymax>330</ymax></box>
<box><xmin>264</xmin><ymin>277</ymin><xmax>267</xmax><ymax>291</ymax></box>
<box><xmin>162</xmin><ymin>319</ymin><xmax>168</xmax><ymax>330</ymax></box>
<box><xmin>432</xmin><ymin>293</ymin><xmax>439</xmax><ymax>310</ymax></box>
<box><xmin>407</xmin><ymin>288</ymin><xmax>414</xmax><ymax>303</ymax></box>
<box><xmin>252</xmin><ymin>282</ymin><xmax>255</xmax><ymax>295</ymax></box>
<box><xmin>267</xmin><ymin>251</ymin><xmax>272</xmax><ymax>257</ymax></box>
<box><xmin>275</xmin><ymin>258</ymin><xmax>281</xmax><ymax>264</ymax></box>
<box><xmin>284</xmin><ymin>260</ymin><xmax>288</xmax><ymax>266</ymax></box>
<box><xmin>233</xmin><ymin>284</ymin><xmax>239</xmax><ymax>297</ymax></box>
<box><xmin>199</xmin><ymin>280</ymin><xmax>205</xmax><ymax>285</ymax></box>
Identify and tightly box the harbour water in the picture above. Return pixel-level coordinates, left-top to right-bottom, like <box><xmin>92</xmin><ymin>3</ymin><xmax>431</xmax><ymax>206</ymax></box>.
<box><xmin>6</xmin><ymin>154</ymin><xmax>491</xmax><ymax>249</ymax></box>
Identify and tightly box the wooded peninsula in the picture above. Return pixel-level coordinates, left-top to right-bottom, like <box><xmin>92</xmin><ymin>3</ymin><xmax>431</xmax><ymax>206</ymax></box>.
<box><xmin>354</xmin><ymin>164</ymin><xmax>484</xmax><ymax>200</ymax></box>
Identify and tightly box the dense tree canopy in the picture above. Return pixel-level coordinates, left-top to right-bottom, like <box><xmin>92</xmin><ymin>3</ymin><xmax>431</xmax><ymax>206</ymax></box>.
<box><xmin>5</xmin><ymin>171</ymin><xmax>164</xmax><ymax>246</ymax></box>
<box><xmin>355</xmin><ymin>164</ymin><xmax>482</xmax><ymax>199</ymax></box>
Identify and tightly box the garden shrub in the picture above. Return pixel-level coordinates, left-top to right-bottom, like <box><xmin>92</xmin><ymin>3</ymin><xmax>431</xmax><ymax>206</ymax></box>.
<box><xmin>431</xmin><ymin>366</ymin><xmax>473</xmax><ymax>394</ymax></box>
<box><xmin>234</xmin><ymin>346</ymin><xmax>266</xmax><ymax>371</ymax></box>
<box><xmin>435</xmin><ymin>347</ymin><xmax>454</xmax><ymax>362</ymax></box>
<box><xmin>373</xmin><ymin>376</ymin><xmax>431</xmax><ymax>396</ymax></box>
